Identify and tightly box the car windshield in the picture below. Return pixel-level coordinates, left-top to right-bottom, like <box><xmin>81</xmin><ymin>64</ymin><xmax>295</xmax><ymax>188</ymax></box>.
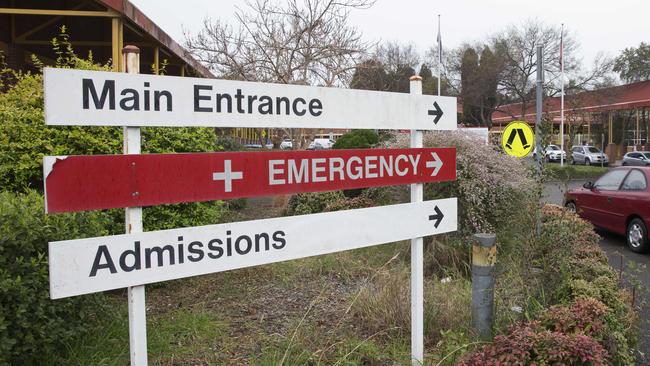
<box><xmin>644</xmin><ymin>153</ymin><xmax>650</xmax><ymax>159</ymax></box>
<box><xmin>547</xmin><ymin>145</ymin><xmax>560</xmax><ymax>150</ymax></box>
<box><xmin>594</xmin><ymin>170</ymin><xmax>628</xmax><ymax>190</ymax></box>
<box><xmin>587</xmin><ymin>147</ymin><xmax>601</xmax><ymax>153</ymax></box>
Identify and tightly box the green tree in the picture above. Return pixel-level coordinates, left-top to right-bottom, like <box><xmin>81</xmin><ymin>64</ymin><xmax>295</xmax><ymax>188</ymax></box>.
<box><xmin>350</xmin><ymin>59</ymin><xmax>388</xmax><ymax>91</ymax></box>
<box><xmin>420</xmin><ymin>63</ymin><xmax>449</xmax><ymax>95</ymax></box>
<box><xmin>460</xmin><ymin>47</ymin><xmax>481</xmax><ymax>125</ymax></box>
<box><xmin>614</xmin><ymin>42</ymin><xmax>650</xmax><ymax>83</ymax></box>
<box><xmin>458</xmin><ymin>45</ymin><xmax>505</xmax><ymax>127</ymax></box>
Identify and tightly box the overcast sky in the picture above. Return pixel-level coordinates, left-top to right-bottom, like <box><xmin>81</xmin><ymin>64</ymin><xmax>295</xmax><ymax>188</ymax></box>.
<box><xmin>131</xmin><ymin>0</ymin><xmax>648</xmax><ymax>69</ymax></box>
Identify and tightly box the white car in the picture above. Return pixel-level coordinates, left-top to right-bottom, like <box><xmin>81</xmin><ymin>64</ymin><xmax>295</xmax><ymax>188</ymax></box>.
<box><xmin>280</xmin><ymin>139</ymin><xmax>293</xmax><ymax>150</ymax></box>
<box><xmin>545</xmin><ymin>144</ymin><xmax>567</xmax><ymax>162</ymax></box>
<box><xmin>307</xmin><ymin>138</ymin><xmax>335</xmax><ymax>150</ymax></box>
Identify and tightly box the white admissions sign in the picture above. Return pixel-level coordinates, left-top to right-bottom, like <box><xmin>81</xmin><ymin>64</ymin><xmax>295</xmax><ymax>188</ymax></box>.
<box><xmin>49</xmin><ymin>198</ymin><xmax>457</xmax><ymax>299</ymax></box>
<box><xmin>43</xmin><ymin>68</ymin><xmax>457</xmax><ymax>130</ymax></box>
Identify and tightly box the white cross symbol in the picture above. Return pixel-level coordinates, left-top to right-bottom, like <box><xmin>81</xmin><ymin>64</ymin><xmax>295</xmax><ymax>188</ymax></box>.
<box><xmin>212</xmin><ymin>160</ymin><xmax>243</xmax><ymax>192</ymax></box>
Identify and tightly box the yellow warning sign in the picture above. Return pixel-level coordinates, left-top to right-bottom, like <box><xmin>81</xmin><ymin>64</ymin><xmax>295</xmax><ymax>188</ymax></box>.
<box><xmin>501</xmin><ymin>121</ymin><xmax>535</xmax><ymax>158</ymax></box>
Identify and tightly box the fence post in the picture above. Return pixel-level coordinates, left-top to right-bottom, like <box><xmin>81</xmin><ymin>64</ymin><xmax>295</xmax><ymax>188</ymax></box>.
<box><xmin>471</xmin><ymin>233</ymin><xmax>496</xmax><ymax>341</ymax></box>
<box><xmin>122</xmin><ymin>45</ymin><xmax>148</xmax><ymax>366</ymax></box>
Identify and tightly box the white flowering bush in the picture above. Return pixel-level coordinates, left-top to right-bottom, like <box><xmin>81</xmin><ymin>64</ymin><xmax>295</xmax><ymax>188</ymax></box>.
<box><xmin>391</xmin><ymin>131</ymin><xmax>536</xmax><ymax>235</ymax></box>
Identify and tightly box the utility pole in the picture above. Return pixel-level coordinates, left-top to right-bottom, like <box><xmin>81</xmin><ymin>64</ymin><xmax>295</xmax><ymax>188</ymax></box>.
<box><xmin>535</xmin><ymin>44</ymin><xmax>544</xmax><ymax>237</ymax></box>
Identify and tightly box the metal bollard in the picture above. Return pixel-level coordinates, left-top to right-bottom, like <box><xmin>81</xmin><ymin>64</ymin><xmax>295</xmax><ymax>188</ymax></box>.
<box><xmin>471</xmin><ymin>233</ymin><xmax>497</xmax><ymax>341</ymax></box>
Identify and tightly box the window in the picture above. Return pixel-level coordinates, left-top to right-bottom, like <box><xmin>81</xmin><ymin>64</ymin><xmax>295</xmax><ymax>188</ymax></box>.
<box><xmin>628</xmin><ymin>153</ymin><xmax>641</xmax><ymax>159</ymax></box>
<box><xmin>594</xmin><ymin>170</ymin><xmax>628</xmax><ymax>190</ymax></box>
<box><xmin>644</xmin><ymin>153</ymin><xmax>650</xmax><ymax>159</ymax></box>
<box><xmin>622</xmin><ymin>170</ymin><xmax>647</xmax><ymax>191</ymax></box>
<box><xmin>587</xmin><ymin>147</ymin><xmax>601</xmax><ymax>153</ymax></box>
<box><xmin>572</xmin><ymin>147</ymin><xmax>582</xmax><ymax>153</ymax></box>
<box><xmin>548</xmin><ymin>145</ymin><xmax>560</xmax><ymax>151</ymax></box>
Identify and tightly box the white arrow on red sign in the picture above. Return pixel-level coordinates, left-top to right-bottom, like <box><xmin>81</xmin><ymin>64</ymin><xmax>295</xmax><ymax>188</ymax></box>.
<box><xmin>44</xmin><ymin>148</ymin><xmax>456</xmax><ymax>213</ymax></box>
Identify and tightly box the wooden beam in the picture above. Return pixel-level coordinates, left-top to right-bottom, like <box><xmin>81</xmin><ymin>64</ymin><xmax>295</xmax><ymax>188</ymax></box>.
<box><xmin>608</xmin><ymin>111</ymin><xmax>613</xmax><ymax>144</ymax></box>
<box><xmin>14</xmin><ymin>3</ymin><xmax>87</xmax><ymax>42</ymax></box>
<box><xmin>154</xmin><ymin>46</ymin><xmax>159</xmax><ymax>75</ymax></box>
<box><xmin>15</xmin><ymin>39</ymin><xmax>111</xmax><ymax>46</ymax></box>
<box><xmin>118</xmin><ymin>19</ymin><xmax>124</xmax><ymax>70</ymax></box>
<box><xmin>0</xmin><ymin>8</ymin><xmax>118</xmax><ymax>17</ymax></box>
<box><xmin>13</xmin><ymin>39</ymin><xmax>154</xmax><ymax>48</ymax></box>
<box><xmin>637</xmin><ymin>109</ymin><xmax>640</xmax><ymax>146</ymax></box>
<box><xmin>111</xmin><ymin>17</ymin><xmax>120</xmax><ymax>71</ymax></box>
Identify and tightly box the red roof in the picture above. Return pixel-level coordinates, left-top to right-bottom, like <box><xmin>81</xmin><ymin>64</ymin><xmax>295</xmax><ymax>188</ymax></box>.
<box><xmin>492</xmin><ymin>80</ymin><xmax>650</xmax><ymax>124</ymax></box>
<box><xmin>98</xmin><ymin>0</ymin><xmax>213</xmax><ymax>78</ymax></box>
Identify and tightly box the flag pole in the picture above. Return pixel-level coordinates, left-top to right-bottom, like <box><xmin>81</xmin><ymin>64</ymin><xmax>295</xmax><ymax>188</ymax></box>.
<box><xmin>560</xmin><ymin>23</ymin><xmax>564</xmax><ymax>167</ymax></box>
<box><xmin>437</xmin><ymin>14</ymin><xmax>442</xmax><ymax>96</ymax></box>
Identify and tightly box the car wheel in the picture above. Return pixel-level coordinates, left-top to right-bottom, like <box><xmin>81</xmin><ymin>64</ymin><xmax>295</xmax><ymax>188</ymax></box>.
<box><xmin>571</xmin><ymin>158</ymin><xmax>576</xmax><ymax>165</ymax></box>
<box><xmin>627</xmin><ymin>218</ymin><xmax>649</xmax><ymax>253</ymax></box>
<box><xmin>585</xmin><ymin>158</ymin><xmax>591</xmax><ymax>166</ymax></box>
<box><xmin>565</xmin><ymin>201</ymin><xmax>577</xmax><ymax>213</ymax></box>
<box><xmin>622</xmin><ymin>162</ymin><xmax>628</xmax><ymax>166</ymax></box>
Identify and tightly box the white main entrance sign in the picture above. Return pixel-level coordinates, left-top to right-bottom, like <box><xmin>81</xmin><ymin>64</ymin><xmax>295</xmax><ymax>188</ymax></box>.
<box><xmin>43</xmin><ymin>68</ymin><xmax>457</xmax><ymax>130</ymax></box>
<box><xmin>49</xmin><ymin>199</ymin><xmax>457</xmax><ymax>299</ymax></box>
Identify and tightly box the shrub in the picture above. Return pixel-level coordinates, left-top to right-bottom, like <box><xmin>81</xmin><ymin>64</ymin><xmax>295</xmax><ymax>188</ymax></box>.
<box><xmin>143</xmin><ymin>201</ymin><xmax>228</xmax><ymax>231</ymax></box>
<box><xmin>0</xmin><ymin>31</ymin><xmax>232</xmax><ymax>365</ymax></box>
<box><xmin>391</xmin><ymin>131</ymin><xmax>536</xmax><ymax>236</ymax></box>
<box><xmin>324</xmin><ymin>195</ymin><xmax>374</xmax><ymax>212</ymax></box>
<box><xmin>459</xmin><ymin>321</ymin><xmax>608</xmax><ymax>366</ymax></box>
<box><xmin>285</xmin><ymin>191</ymin><xmax>345</xmax><ymax>215</ymax></box>
<box><xmin>332</xmin><ymin>129</ymin><xmax>378</xmax><ymax>149</ymax></box>
<box><xmin>0</xmin><ymin>28</ymin><xmax>220</xmax><ymax>193</ymax></box>
<box><xmin>0</xmin><ymin>32</ymin><xmax>230</xmax><ymax>232</ymax></box>
<box><xmin>0</xmin><ymin>190</ymin><xmax>113</xmax><ymax>365</ymax></box>
<box><xmin>332</xmin><ymin>129</ymin><xmax>380</xmax><ymax>197</ymax></box>
<box><xmin>323</xmin><ymin>187</ymin><xmax>397</xmax><ymax>212</ymax></box>
<box><xmin>541</xmin><ymin>297</ymin><xmax>609</xmax><ymax>339</ymax></box>
<box><xmin>0</xmin><ymin>72</ymin><xmax>220</xmax><ymax>192</ymax></box>
<box><xmin>485</xmin><ymin>206</ymin><xmax>637</xmax><ymax>366</ymax></box>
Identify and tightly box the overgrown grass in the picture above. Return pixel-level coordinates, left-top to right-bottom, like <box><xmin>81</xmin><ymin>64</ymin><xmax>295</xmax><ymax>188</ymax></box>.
<box><xmin>58</xmin><ymin>239</ymin><xmax>477</xmax><ymax>365</ymax></box>
<box><xmin>58</xmin><ymin>303</ymin><xmax>229</xmax><ymax>365</ymax></box>
<box><xmin>545</xmin><ymin>163</ymin><xmax>609</xmax><ymax>181</ymax></box>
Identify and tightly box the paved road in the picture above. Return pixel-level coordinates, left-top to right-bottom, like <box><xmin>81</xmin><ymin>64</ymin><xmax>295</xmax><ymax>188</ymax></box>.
<box><xmin>543</xmin><ymin>181</ymin><xmax>649</xmax><ymax>364</ymax></box>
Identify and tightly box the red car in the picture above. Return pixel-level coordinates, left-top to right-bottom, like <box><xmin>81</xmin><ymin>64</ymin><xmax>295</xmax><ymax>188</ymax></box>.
<box><xmin>564</xmin><ymin>167</ymin><xmax>650</xmax><ymax>253</ymax></box>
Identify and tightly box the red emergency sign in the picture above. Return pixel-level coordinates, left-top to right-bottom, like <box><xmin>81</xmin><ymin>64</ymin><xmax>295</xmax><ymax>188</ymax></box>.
<box><xmin>44</xmin><ymin>148</ymin><xmax>456</xmax><ymax>213</ymax></box>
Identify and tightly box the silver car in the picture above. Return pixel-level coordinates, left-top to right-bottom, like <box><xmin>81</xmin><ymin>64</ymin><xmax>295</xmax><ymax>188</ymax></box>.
<box><xmin>622</xmin><ymin>151</ymin><xmax>650</xmax><ymax>166</ymax></box>
<box><xmin>571</xmin><ymin>145</ymin><xmax>609</xmax><ymax>166</ymax></box>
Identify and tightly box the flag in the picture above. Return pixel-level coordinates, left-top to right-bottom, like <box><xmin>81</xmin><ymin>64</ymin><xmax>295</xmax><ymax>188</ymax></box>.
<box><xmin>436</xmin><ymin>14</ymin><xmax>442</xmax><ymax>96</ymax></box>
<box><xmin>437</xmin><ymin>15</ymin><xmax>442</xmax><ymax>64</ymax></box>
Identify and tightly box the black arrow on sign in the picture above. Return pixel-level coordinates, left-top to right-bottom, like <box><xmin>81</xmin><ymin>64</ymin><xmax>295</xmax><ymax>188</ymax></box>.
<box><xmin>428</xmin><ymin>206</ymin><xmax>444</xmax><ymax>228</ymax></box>
<box><xmin>428</xmin><ymin>101</ymin><xmax>444</xmax><ymax>124</ymax></box>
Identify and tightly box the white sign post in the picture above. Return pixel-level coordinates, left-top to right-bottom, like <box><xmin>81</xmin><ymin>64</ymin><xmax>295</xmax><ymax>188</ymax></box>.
<box><xmin>43</xmin><ymin>68</ymin><xmax>457</xmax><ymax>130</ymax></box>
<box><xmin>49</xmin><ymin>199</ymin><xmax>457</xmax><ymax>299</ymax></box>
<box><xmin>409</xmin><ymin>76</ymin><xmax>425</xmax><ymax>365</ymax></box>
<box><xmin>121</xmin><ymin>46</ymin><xmax>147</xmax><ymax>366</ymax></box>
